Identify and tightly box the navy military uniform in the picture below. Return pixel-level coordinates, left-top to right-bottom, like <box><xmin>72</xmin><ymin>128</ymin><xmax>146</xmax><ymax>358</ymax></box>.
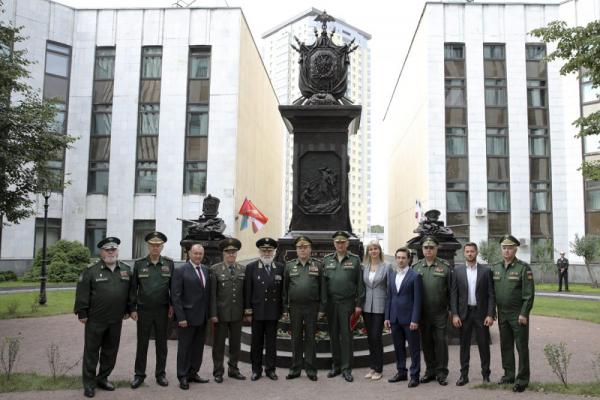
<box><xmin>130</xmin><ymin>232</ymin><xmax>173</xmax><ymax>388</ymax></box>
<box><xmin>244</xmin><ymin>237</ymin><xmax>284</xmax><ymax>380</ymax></box>
<box><xmin>283</xmin><ymin>235</ymin><xmax>326</xmax><ymax>380</ymax></box>
<box><xmin>74</xmin><ymin>237</ymin><xmax>131</xmax><ymax>398</ymax></box>
<box><xmin>413</xmin><ymin>236</ymin><xmax>452</xmax><ymax>385</ymax></box>
<box><xmin>556</xmin><ymin>253</ymin><xmax>569</xmax><ymax>292</ymax></box>
<box><xmin>323</xmin><ymin>231</ymin><xmax>365</xmax><ymax>381</ymax></box>
<box><xmin>210</xmin><ymin>238</ymin><xmax>246</xmax><ymax>382</ymax></box>
<box><xmin>491</xmin><ymin>235</ymin><xmax>534</xmax><ymax>392</ymax></box>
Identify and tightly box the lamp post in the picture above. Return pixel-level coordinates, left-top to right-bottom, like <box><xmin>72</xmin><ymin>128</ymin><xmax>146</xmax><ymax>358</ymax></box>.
<box><xmin>39</xmin><ymin>188</ymin><xmax>51</xmax><ymax>305</ymax></box>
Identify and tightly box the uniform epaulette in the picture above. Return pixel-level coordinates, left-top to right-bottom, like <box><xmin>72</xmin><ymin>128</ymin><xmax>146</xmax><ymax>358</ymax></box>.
<box><xmin>323</xmin><ymin>252</ymin><xmax>335</xmax><ymax>258</ymax></box>
<box><xmin>347</xmin><ymin>252</ymin><xmax>360</xmax><ymax>259</ymax></box>
<box><xmin>437</xmin><ymin>258</ymin><xmax>450</xmax><ymax>266</ymax></box>
<box><xmin>162</xmin><ymin>255</ymin><xmax>173</xmax><ymax>261</ymax></box>
<box><xmin>119</xmin><ymin>261</ymin><xmax>132</xmax><ymax>268</ymax></box>
<box><xmin>286</xmin><ymin>258</ymin><xmax>298</xmax><ymax>265</ymax></box>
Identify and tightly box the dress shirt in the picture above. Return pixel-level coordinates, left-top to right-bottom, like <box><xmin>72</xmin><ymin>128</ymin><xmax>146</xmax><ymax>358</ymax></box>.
<box><xmin>466</xmin><ymin>262</ymin><xmax>477</xmax><ymax>306</ymax></box>
<box><xmin>395</xmin><ymin>267</ymin><xmax>408</xmax><ymax>292</ymax></box>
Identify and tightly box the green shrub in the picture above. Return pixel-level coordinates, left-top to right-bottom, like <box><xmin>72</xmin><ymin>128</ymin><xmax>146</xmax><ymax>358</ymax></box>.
<box><xmin>0</xmin><ymin>271</ymin><xmax>17</xmax><ymax>282</ymax></box>
<box><xmin>23</xmin><ymin>240</ymin><xmax>90</xmax><ymax>283</ymax></box>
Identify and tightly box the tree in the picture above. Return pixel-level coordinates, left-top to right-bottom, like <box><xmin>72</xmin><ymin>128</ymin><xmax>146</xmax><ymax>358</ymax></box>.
<box><xmin>532</xmin><ymin>239</ymin><xmax>555</xmax><ymax>284</ymax></box>
<box><xmin>370</xmin><ymin>224</ymin><xmax>384</xmax><ymax>234</ymax></box>
<box><xmin>0</xmin><ymin>6</ymin><xmax>75</xmax><ymax>226</ymax></box>
<box><xmin>569</xmin><ymin>234</ymin><xmax>600</xmax><ymax>288</ymax></box>
<box><xmin>24</xmin><ymin>240</ymin><xmax>90</xmax><ymax>282</ymax></box>
<box><xmin>478</xmin><ymin>239</ymin><xmax>501</xmax><ymax>265</ymax></box>
<box><xmin>531</xmin><ymin>20</ymin><xmax>600</xmax><ymax>178</ymax></box>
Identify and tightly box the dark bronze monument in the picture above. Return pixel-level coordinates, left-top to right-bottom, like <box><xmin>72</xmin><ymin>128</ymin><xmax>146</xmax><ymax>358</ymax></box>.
<box><xmin>407</xmin><ymin>209</ymin><xmax>462</xmax><ymax>266</ymax></box>
<box><xmin>276</xmin><ymin>11</ymin><xmax>363</xmax><ymax>263</ymax></box>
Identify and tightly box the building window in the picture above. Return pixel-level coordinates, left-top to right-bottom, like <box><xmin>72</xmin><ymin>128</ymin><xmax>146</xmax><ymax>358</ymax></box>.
<box><xmin>33</xmin><ymin>218</ymin><xmax>61</xmax><ymax>256</ymax></box>
<box><xmin>184</xmin><ymin>47</ymin><xmax>211</xmax><ymax>194</ymax></box>
<box><xmin>445</xmin><ymin>43</ymin><xmax>468</xmax><ymax>256</ymax></box>
<box><xmin>43</xmin><ymin>41</ymin><xmax>71</xmax><ymax>191</ymax></box>
<box><xmin>135</xmin><ymin>47</ymin><xmax>162</xmax><ymax>194</ymax></box>
<box><xmin>527</xmin><ymin>44</ymin><xmax>552</xmax><ymax>260</ymax></box>
<box><xmin>133</xmin><ymin>220</ymin><xmax>156</xmax><ymax>259</ymax></box>
<box><xmin>85</xmin><ymin>219</ymin><xmax>106</xmax><ymax>257</ymax></box>
<box><xmin>88</xmin><ymin>48</ymin><xmax>115</xmax><ymax>194</ymax></box>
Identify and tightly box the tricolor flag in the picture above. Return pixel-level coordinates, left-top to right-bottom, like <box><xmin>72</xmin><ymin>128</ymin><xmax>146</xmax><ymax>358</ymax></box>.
<box><xmin>415</xmin><ymin>200</ymin><xmax>422</xmax><ymax>221</ymax></box>
<box><xmin>238</xmin><ymin>197</ymin><xmax>269</xmax><ymax>233</ymax></box>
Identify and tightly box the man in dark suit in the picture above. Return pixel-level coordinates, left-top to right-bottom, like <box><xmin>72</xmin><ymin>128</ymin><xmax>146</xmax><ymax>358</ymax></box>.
<box><xmin>244</xmin><ymin>237</ymin><xmax>285</xmax><ymax>381</ymax></box>
<box><xmin>451</xmin><ymin>242</ymin><xmax>496</xmax><ymax>386</ymax></box>
<box><xmin>384</xmin><ymin>247</ymin><xmax>423</xmax><ymax>388</ymax></box>
<box><xmin>556</xmin><ymin>252</ymin><xmax>569</xmax><ymax>292</ymax></box>
<box><xmin>170</xmin><ymin>244</ymin><xmax>211</xmax><ymax>390</ymax></box>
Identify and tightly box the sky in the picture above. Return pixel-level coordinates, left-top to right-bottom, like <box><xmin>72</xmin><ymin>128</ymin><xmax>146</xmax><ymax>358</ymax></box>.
<box><xmin>55</xmin><ymin>0</ymin><xmax>430</xmax><ymax>227</ymax></box>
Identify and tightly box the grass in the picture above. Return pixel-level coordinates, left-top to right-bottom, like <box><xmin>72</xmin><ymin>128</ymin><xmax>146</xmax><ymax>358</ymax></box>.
<box><xmin>475</xmin><ymin>382</ymin><xmax>600</xmax><ymax>397</ymax></box>
<box><xmin>536</xmin><ymin>282</ymin><xmax>600</xmax><ymax>294</ymax></box>
<box><xmin>0</xmin><ymin>290</ymin><xmax>75</xmax><ymax>319</ymax></box>
<box><xmin>532</xmin><ymin>296</ymin><xmax>600</xmax><ymax>324</ymax></box>
<box><xmin>0</xmin><ymin>280</ymin><xmax>74</xmax><ymax>288</ymax></box>
<box><xmin>0</xmin><ymin>373</ymin><xmax>129</xmax><ymax>393</ymax></box>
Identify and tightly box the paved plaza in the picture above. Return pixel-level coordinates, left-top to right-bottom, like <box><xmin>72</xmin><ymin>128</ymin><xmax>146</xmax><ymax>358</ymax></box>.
<box><xmin>0</xmin><ymin>314</ymin><xmax>598</xmax><ymax>399</ymax></box>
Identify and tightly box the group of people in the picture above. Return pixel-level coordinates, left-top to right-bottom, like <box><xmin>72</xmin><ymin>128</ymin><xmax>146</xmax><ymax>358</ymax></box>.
<box><xmin>74</xmin><ymin>230</ymin><xmax>535</xmax><ymax>398</ymax></box>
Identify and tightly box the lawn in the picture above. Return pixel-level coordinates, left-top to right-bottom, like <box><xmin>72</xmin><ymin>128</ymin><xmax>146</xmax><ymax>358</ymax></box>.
<box><xmin>0</xmin><ymin>290</ymin><xmax>75</xmax><ymax>319</ymax></box>
<box><xmin>532</xmin><ymin>296</ymin><xmax>600</xmax><ymax>324</ymax></box>
<box><xmin>0</xmin><ymin>280</ymin><xmax>74</xmax><ymax>288</ymax></box>
<box><xmin>0</xmin><ymin>373</ymin><xmax>129</xmax><ymax>393</ymax></box>
<box><xmin>535</xmin><ymin>282</ymin><xmax>600</xmax><ymax>294</ymax></box>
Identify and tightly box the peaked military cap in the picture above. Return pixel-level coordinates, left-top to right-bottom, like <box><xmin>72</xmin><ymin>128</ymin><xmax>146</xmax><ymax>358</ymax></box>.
<box><xmin>332</xmin><ymin>230</ymin><xmax>350</xmax><ymax>242</ymax></box>
<box><xmin>256</xmin><ymin>237</ymin><xmax>278</xmax><ymax>250</ymax></box>
<box><xmin>97</xmin><ymin>236</ymin><xmax>121</xmax><ymax>249</ymax></box>
<box><xmin>499</xmin><ymin>234</ymin><xmax>520</xmax><ymax>246</ymax></box>
<box><xmin>420</xmin><ymin>235</ymin><xmax>439</xmax><ymax>246</ymax></box>
<box><xmin>219</xmin><ymin>237</ymin><xmax>242</xmax><ymax>252</ymax></box>
<box><xmin>294</xmin><ymin>235</ymin><xmax>313</xmax><ymax>246</ymax></box>
<box><xmin>145</xmin><ymin>231</ymin><xmax>167</xmax><ymax>244</ymax></box>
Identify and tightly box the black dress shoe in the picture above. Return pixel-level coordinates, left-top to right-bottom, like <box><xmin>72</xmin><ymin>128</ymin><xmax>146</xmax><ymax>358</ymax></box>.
<box><xmin>513</xmin><ymin>383</ymin><xmax>527</xmax><ymax>392</ymax></box>
<box><xmin>228</xmin><ymin>371</ymin><xmax>246</xmax><ymax>380</ymax></box>
<box><xmin>84</xmin><ymin>387</ymin><xmax>95</xmax><ymax>398</ymax></box>
<box><xmin>456</xmin><ymin>376</ymin><xmax>469</xmax><ymax>386</ymax></box>
<box><xmin>342</xmin><ymin>372</ymin><xmax>354</xmax><ymax>382</ymax></box>
<box><xmin>285</xmin><ymin>373</ymin><xmax>300</xmax><ymax>380</ymax></box>
<box><xmin>188</xmin><ymin>374</ymin><xmax>208</xmax><ymax>383</ymax></box>
<box><xmin>482</xmin><ymin>375</ymin><xmax>490</xmax><ymax>383</ymax></box>
<box><xmin>327</xmin><ymin>369</ymin><xmax>341</xmax><ymax>378</ymax></box>
<box><xmin>408</xmin><ymin>379</ymin><xmax>419</xmax><ymax>388</ymax></box>
<box><xmin>96</xmin><ymin>380</ymin><xmax>115</xmax><ymax>391</ymax></box>
<box><xmin>179</xmin><ymin>378</ymin><xmax>189</xmax><ymax>390</ymax></box>
<box><xmin>497</xmin><ymin>377</ymin><xmax>515</xmax><ymax>385</ymax></box>
<box><xmin>420</xmin><ymin>375</ymin><xmax>436</xmax><ymax>384</ymax></box>
<box><xmin>307</xmin><ymin>375</ymin><xmax>318</xmax><ymax>381</ymax></box>
<box><xmin>251</xmin><ymin>372</ymin><xmax>261</xmax><ymax>381</ymax></box>
<box><xmin>266</xmin><ymin>371</ymin><xmax>278</xmax><ymax>381</ymax></box>
<box><xmin>388</xmin><ymin>373</ymin><xmax>408</xmax><ymax>383</ymax></box>
<box><xmin>214</xmin><ymin>375</ymin><xmax>223</xmax><ymax>383</ymax></box>
<box><xmin>131</xmin><ymin>376</ymin><xmax>144</xmax><ymax>389</ymax></box>
<box><xmin>156</xmin><ymin>376</ymin><xmax>169</xmax><ymax>386</ymax></box>
<box><xmin>437</xmin><ymin>377</ymin><xmax>448</xmax><ymax>386</ymax></box>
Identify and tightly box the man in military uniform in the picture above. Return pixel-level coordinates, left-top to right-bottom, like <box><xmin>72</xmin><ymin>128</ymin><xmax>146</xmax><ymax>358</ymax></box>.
<box><xmin>492</xmin><ymin>235</ymin><xmax>535</xmax><ymax>393</ymax></box>
<box><xmin>556</xmin><ymin>251</ymin><xmax>569</xmax><ymax>292</ymax></box>
<box><xmin>74</xmin><ymin>237</ymin><xmax>132</xmax><ymax>398</ymax></box>
<box><xmin>282</xmin><ymin>235</ymin><xmax>326</xmax><ymax>381</ymax></box>
<box><xmin>244</xmin><ymin>237</ymin><xmax>285</xmax><ymax>381</ymax></box>
<box><xmin>323</xmin><ymin>231</ymin><xmax>365</xmax><ymax>382</ymax></box>
<box><xmin>130</xmin><ymin>231</ymin><xmax>173</xmax><ymax>389</ymax></box>
<box><xmin>210</xmin><ymin>238</ymin><xmax>246</xmax><ymax>383</ymax></box>
<box><xmin>413</xmin><ymin>235</ymin><xmax>452</xmax><ymax>386</ymax></box>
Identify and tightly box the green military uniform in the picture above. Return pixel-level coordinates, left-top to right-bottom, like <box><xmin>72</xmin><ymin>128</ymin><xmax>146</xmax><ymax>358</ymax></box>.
<box><xmin>74</xmin><ymin>255</ymin><xmax>132</xmax><ymax>390</ymax></box>
<box><xmin>210</xmin><ymin>239</ymin><xmax>246</xmax><ymax>380</ymax></box>
<box><xmin>491</xmin><ymin>235</ymin><xmax>534</xmax><ymax>389</ymax></box>
<box><xmin>130</xmin><ymin>255</ymin><xmax>173</xmax><ymax>381</ymax></box>
<box><xmin>283</xmin><ymin>253</ymin><xmax>326</xmax><ymax>378</ymax></box>
<box><xmin>413</xmin><ymin>255</ymin><xmax>452</xmax><ymax>381</ymax></box>
<box><xmin>323</xmin><ymin>249</ymin><xmax>365</xmax><ymax>375</ymax></box>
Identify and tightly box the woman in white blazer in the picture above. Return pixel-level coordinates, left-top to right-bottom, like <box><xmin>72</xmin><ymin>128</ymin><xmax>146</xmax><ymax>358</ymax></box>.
<box><xmin>362</xmin><ymin>240</ymin><xmax>391</xmax><ymax>380</ymax></box>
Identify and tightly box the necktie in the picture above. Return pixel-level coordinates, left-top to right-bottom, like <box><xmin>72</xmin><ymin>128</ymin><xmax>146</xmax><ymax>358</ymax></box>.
<box><xmin>229</xmin><ymin>265</ymin><xmax>235</xmax><ymax>276</ymax></box>
<box><xmin>196</xmin><ymin>266</ymin><xmax>205</xmax><ymax>287</ymax></box>
<box><xmin>265</xmin><ymin>264</ymin><xmax>271</xmax><ymax>275</ymax></box>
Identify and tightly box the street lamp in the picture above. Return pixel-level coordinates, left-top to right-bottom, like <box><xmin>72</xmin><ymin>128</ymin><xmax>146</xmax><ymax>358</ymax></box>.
<box><xmin>39</xmin><ymin>187</ymin><xmax>51</xmax><ymax>305</ymax></box>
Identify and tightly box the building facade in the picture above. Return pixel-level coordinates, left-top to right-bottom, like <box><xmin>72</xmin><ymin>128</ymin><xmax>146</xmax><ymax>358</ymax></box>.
<box><xmin>385</xmin><ymin>0</ymin><xmax>600</xmax><ymax>263</ymax></box>
<box><xmin>0</xmin><ymin>0</ymin><xmax>285</xmax><ymax>265</ymax></box>
<box><xmin>261</xmin><ymin>8</ymin><xmax>373</xmax><ymax>239</ymax></box>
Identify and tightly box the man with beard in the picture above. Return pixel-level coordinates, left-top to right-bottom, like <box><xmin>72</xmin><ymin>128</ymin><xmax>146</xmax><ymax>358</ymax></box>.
<box><xmin>244</xmin><ymin>237</ymin><xmax>284</xmax><ymax>381</ymax></box>
<box><xmin>74</xmin><ymin>237</ymin><xmax>132</xmax><ymax>398</ymax></box>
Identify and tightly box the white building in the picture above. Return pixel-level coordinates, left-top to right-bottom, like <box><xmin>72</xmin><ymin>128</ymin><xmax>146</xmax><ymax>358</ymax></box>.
<box><xmin>385</xmin><ymin>0</ymin><xmax>600</xmax><ymax>263</ymax></box>
<box><xmin>261</xmin><ymin>8</ymin><xmax>373</xmax><ymax>239</ymax></box>
<box><xmin>0</xmin><ymin>0</ymin><xmax>285</xmax><ymax>267</ymax></box>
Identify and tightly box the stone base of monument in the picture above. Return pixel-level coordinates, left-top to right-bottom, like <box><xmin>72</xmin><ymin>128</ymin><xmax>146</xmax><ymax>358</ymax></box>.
<box><xmin>275</xmin><ymin>231</ymin><xmax>364</xmax><ymax>263</ymax></box>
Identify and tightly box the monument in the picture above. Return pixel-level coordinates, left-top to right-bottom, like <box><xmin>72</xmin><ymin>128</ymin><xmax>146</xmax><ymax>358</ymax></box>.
<box><xmin>406</xmin><ymin>209</ymin><xmax>462</xmax><ymax>266</ymax></box>
<box><xmin>275</xmin><ymin>11</ymin><xmax>364</xmax><ymax>263</ymax></box>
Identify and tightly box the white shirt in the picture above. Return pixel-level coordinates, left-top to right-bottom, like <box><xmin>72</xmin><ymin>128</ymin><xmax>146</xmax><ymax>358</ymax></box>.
<box><xmin>395</xmin><ymin>267</ymin><xmax>408</xmax><ymax>292</ymax></box>
<box><xmin>466</xmin><ymin>262</ymin><xmax>477</xmax><ymax>306</ymax></box>
<box><xmin>368</xmin><ymin>270</ymin><xmax>377</xmax><ymax>284</ymax></box>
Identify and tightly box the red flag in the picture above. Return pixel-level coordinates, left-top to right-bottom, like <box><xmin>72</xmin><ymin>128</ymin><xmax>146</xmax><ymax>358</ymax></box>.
<box><xmin>238</xmin><ymin>198</ymin><xmax>268</xmax><ymax>232</ymax></box>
